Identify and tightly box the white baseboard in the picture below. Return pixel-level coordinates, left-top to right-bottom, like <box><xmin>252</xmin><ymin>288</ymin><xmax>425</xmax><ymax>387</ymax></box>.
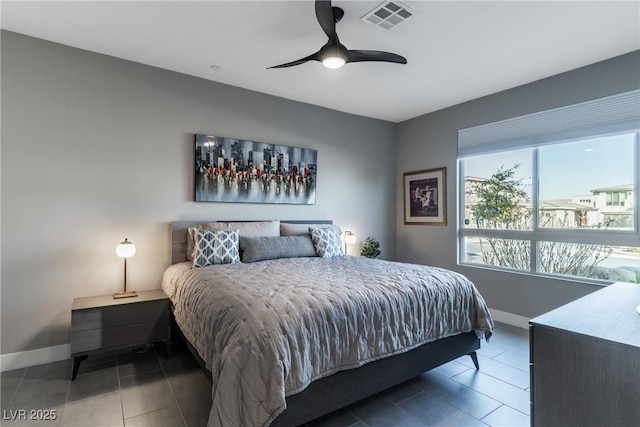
<box><xmin>489</xmin><ymin>308</ymin><xmax>530</xmax><ymax>330</ymax></box>
<box><xmin>0</xmin><ymin>309</ymin><xmax>528</xmax><ymax>372</ymax></box>
<box><xmin>0</xmin><ymin>344</ymin><xmax>70</xmax><ymax>372</ymax></box>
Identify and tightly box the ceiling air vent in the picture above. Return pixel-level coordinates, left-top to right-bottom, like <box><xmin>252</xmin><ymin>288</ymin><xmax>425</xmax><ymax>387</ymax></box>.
<box><xmin>361</xmin><ymin>1</ymin><xmax>414</xmax><ymax>30</ymax></box>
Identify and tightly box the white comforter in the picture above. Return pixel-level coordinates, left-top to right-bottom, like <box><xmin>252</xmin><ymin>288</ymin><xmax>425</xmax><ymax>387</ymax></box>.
<box><xmin>162</xmin><ymin>256</ymin><xmax>493</xmax><ymax>427</ymax></box>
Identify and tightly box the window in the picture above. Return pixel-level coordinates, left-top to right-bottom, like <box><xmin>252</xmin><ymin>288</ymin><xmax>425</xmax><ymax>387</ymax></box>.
<box><xmin>458</xmin><ymin>90</ymin><xmax>640</xmax><ymax>284</ymax></box>
<box><xmin>605</xmin><ymin>191</ymin><xmax>628</xmax><ymax>206</ymax></box>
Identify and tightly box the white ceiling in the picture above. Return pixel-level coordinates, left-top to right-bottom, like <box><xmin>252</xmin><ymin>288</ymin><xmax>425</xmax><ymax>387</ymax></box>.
<box><xmin>1</xmin><ymin>1</ymin><xmax>639</xmax><ymax>122</ymax></box>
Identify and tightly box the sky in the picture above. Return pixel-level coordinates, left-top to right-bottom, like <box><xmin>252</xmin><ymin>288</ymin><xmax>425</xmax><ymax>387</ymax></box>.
<box><xmin>464</xmin><ymin>133</ymin><xmax>636</xmax><ymax>200</ymax></box>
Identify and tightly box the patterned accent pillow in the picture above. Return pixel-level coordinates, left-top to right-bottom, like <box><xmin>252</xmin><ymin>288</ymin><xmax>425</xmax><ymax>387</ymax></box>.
<box><xmin>187</xmin><ymin>220</ymin><xmax>280</xmax><ymax>260</ymax></box>
<box><xmin>193</xmin><ymin>229</ymin><xmax>240</xmax><ymax>267</ymax></box>
<box><xmin>309</xmin><ymin>226</ymin><xmax>344</xmax><ymax>258</ymax></box>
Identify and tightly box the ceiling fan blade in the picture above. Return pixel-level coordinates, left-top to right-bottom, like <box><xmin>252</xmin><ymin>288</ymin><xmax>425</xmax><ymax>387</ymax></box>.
<box><xmin>347</xmin><ymin>50</ymin><xmax>407</xmax><ymax>65</ymax></box>
<box><xmin>270</xmin><ymin>2</ymin><xmax>408</xmax><ymax>70</ymax></box>
<box><xmin>315</xmin><ymin>0</ymin><xmax>337</xmax><ymax>40</ymax></box>
<box><xmin>267</xmin><ymin>51</ymin><xmax>321</xmax><ymax>69</ymax></box>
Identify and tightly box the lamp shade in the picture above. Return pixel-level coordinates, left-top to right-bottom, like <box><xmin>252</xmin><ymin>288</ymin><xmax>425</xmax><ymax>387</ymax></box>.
<box><xmin>116</xmin><ymin>238</ymin><xmax>136</xmax><ymax>258</ymax></box>
<box><xmin>345</xmin><ymin>231</ymin><xmax>357</xmax><ymax>245</ymax></box>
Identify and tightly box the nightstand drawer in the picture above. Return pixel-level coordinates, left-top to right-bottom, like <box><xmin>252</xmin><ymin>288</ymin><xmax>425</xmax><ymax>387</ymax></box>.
<box><xmin>71</xmin><ymin>329</ymin><xmax>102</xmax><ymax>354</ymax></box>
<box><xmin>71</xmin><ymin>309</ymin><xmax>102</xmax><ymax>332</ymax></box>
<box><xmin>102</xmin><ymin>299</ymin><xmax>169</xmax><ymax>328</ymax></box>
<box><xmin>102</xmin><ymin>319</ymin><xmax>170</xmax><ymax>348</ymax></box>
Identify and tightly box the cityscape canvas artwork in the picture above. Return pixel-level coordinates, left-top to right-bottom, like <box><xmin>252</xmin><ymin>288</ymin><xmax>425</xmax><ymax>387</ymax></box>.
<box><xmin>194</xmin><ymin>134</ymin><xmax>318</xmax><ymax>204</ymax></box>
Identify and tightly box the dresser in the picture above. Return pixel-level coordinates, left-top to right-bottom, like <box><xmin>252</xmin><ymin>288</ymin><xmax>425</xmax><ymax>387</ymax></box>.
<box><xmin>70</xmin><ymin>289</ymin><xmax>171</xmax><ymax>379</ymax></box>
<box><xmin>529</xmin><ymin>282</ymin><xmax>640</xmax><ymax>427</ymax></box>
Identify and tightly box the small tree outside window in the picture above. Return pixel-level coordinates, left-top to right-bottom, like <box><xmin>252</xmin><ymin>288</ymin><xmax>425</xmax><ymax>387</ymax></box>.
<box><xmin>467</xmin><ymin>164</ymin><xmax>615</xmax><ymax>279</ymax></box>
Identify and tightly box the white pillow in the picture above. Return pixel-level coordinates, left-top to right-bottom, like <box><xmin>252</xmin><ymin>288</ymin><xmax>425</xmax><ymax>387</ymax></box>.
<box><xmin>309</xmin><ymin>226</ymin><xmax>344</xmax><ymax>258</ymax></box>
<box><xmin>193</xmin><ymin>229</ymin><xmax>240</xmax><ymax>267</ymax></box>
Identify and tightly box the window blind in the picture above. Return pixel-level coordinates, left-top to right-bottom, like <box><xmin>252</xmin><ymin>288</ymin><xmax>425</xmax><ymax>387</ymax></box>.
<box><xmin>457</xmin><ymin>89</ymin><xmax>640</xmax><ymax>157</ymax></box>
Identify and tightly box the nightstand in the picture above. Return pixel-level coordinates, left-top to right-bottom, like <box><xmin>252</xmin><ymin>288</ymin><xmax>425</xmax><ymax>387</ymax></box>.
<box><xmin>70</xmin><ymin>289</ymin><xmax>170</xmax><ymax>380</ymax></box>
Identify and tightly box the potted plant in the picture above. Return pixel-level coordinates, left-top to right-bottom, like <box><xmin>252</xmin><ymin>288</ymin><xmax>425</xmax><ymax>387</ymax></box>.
<box><xmin>361</xmin><ymin>237</ymin><xmax>381</xmax><ymax>259</ymax></box>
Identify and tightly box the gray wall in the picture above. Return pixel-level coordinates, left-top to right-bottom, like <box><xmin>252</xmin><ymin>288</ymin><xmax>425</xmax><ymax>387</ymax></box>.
<box><xmin>0</xmin><ymin>31</ymin><xmax>397</xmax><ymax>354</ymax></box>
<box><xmin>2</xmin><ymin>29</ymin><xmax>638</xmax><ymax>356</ymax></box>
<box><xmin>396</xmin><ymin>50</ymin><xmax>640</xmax><ymax>318</ymax></box>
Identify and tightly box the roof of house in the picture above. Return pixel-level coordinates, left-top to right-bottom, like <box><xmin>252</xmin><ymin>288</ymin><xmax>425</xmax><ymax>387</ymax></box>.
<box><xmin>540</xmin><ymin>199</ymin><xmax>597</xmax><ymax>211</ymax></box>
<box><xmin>590</xmin><ymin>184</ymin><xmax>634</xmax><ymax>193</ymax></box>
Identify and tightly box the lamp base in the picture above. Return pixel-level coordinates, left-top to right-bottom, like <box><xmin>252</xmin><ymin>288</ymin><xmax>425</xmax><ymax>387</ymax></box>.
<box><xmin>113</xmin><ymin>291</ymin><xmax>138</xmax><ymax>299</ymax></box>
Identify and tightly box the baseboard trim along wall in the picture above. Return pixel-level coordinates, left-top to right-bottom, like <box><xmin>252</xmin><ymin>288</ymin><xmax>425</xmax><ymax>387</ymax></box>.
<box><xmin>0</xmin><ymin>344</ymin><xmax>70</xmax><ymax>372</ymax></box>
<box><xmin>0</xmin><ymin>308</ymin><xmax>528</xmax><ymax>372</ymax></box>
<box><xmin>489</xmin><ymin>309</ymin><xmax>530</xmax><ymax>330</ymax></box>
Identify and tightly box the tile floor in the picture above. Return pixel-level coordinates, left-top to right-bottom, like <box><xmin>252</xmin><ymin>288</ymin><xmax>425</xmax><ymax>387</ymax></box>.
<box><xmin>1</xmin><ymin>322</ymin><xmax>529</xmax><ymax>426</ymax></box>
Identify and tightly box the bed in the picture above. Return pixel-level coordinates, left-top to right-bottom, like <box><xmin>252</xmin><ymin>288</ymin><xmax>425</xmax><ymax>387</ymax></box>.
<box><xmin>163</xmin><ymin>220</ymin><xmax>493</xmax><ymax>427</ymax></box>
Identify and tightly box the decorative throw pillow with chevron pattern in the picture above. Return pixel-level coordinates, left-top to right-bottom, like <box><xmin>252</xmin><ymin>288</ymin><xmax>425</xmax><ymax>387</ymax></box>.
<box><xmin>193</xmin><ymin>229</ymin><xmax>240</xmax><ymax>267</ymax></box>
<box><xmin>309</xmin><ymin>226</ymin><xmax>344</xmax><ymax>258</ymax></box>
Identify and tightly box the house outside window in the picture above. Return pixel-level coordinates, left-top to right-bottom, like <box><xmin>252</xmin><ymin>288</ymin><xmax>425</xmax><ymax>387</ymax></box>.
<box><xmin>457</xmin><ymin>90</ymin><xmax>640</xmax><ymax>284</ymax></box>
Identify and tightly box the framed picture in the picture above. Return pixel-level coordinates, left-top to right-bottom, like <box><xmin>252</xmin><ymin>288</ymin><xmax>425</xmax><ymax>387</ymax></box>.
<box><xmin>403</xmin><ymin>167</ymin><xmax>447</xmax><ymax>225</ymax></box>
<box><xmin>195</xmin><ymin>134</ymin><xmax>317</xmax><ymax>204</ymax></box>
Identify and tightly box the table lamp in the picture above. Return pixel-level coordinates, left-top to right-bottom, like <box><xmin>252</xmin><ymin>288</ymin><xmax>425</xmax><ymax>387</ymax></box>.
<box><xmin>114</xmin><ymin>238</ymin><xmax>138</xmax><ymax>299</ymax></box>
<box><xmin>344</xmin><ymin>231</ymin><xmax>356</xmax><ymax>254</ymax></box>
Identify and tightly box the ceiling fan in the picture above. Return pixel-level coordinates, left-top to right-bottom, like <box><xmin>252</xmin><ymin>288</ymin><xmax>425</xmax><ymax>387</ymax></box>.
<box><xmin>268</xmin><ymin>0</ymin><xmax>407</xmax><ymax>70</ymax></box>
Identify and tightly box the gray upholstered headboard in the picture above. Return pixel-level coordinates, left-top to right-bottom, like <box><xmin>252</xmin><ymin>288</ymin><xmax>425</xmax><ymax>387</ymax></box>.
<box><xmin>170</xmin><ymin>220</ymin><xmax>332</xmax><ymax>264</ymax></box>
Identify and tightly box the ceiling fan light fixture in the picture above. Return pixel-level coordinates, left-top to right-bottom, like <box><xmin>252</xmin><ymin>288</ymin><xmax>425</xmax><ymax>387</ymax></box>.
<box><xmin>322</xmin><ymin>56</ymin><xmax>346</xmax><ymax>69</ymax></box>
<box><xmin>268</xmin><ymin>0</ymin><xmax>407</xmax><ymax>69</ymax></box>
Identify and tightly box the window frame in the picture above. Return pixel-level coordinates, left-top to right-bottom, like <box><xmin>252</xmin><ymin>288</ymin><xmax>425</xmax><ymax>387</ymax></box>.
<box><xmin>457</xmin><ymin>131</ymin><xmax>640</xmax><ymax>283</ymax></box>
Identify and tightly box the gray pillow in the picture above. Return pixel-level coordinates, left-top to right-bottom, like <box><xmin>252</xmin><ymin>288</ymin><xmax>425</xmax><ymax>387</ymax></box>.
<box><xmin>239</xmin><ymin>235</ymin><xmax>316</xmax><ymax>263</ymax></box>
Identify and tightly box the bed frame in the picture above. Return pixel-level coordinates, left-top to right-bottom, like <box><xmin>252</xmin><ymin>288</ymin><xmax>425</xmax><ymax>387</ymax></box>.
<box><xmin>168</xmin><ymin>221</ymin><xmax>481</xmax><ymax>427</ymax></box>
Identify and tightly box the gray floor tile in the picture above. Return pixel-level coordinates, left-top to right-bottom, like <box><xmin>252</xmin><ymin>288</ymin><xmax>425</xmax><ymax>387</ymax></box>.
<box><xmin>1</xmin><ymin>323</ymin><xmax>528</xmax><ymax>427</ymax></box>
<box><xmin>178</xmin><ymin>398</ymin><xmax>211</xmax><ymax>427</ymax></box>
<box><xmin>416</xmin><ymin>371</ymin><xmax>501</xmax><ymax>419</ymax></box>
<box><xmin>63</xmin><ymin>391</ymin><xmax>123</xmax><ymax>427</ymax></box>
<box><xmin>10</xmin><ymin>378</ymin><xmax>69</xmax><ymax>407</ymax></box>
<box><xmin>76</xmin><ymin>352</ymin><xmax>119</xmax><ymax>369</ymax></box>
<box><xmin>430</xmin><ymin>360</ymin><xmax>471</xmax><ymax>378</ymax></box>
<box><xmin>1</xmin><ymin>393</ymin><xmax>65</xmax><ymax>427</ymax></box>
<box><xmin>12</xmin><ymin>360</ymin><xmax>71</xmax><ymax>404</ymax></box>
<box><xmin>159</xmin><ymin>343</ymin><xmax>202</xmax><ymax>376</ymax></box>
<box><xmin>22</xmin><ymin>359</ymin><xmax>72</xmax><ymax>378</ymax></box>
<box><xmin>492</xmin><ymin>350</ymin><xmax>529</xmax><ymax>372</ymax></box>
<box><xmin>1</xmin><ymin>379</ymin><xmax>20</xmax><ymax>410</ymax></box>
<box><xmin>117</xmin><ymin>348</ymin><xmax>162</xmax><ymax>379</ymax></box>
<box><xmin>399</xmin><ymin>391</ymin><xmax>488</xmax><ymax>427</ymax></box>
<box><xmin>1</xmin><ymin>369</ymin><xmax>24</xmax><ymax>410</ymax></box>
<box><xmin>451</xmin><ymin>369</ymin><xmax>530</xmax><ymax>415</ymax></box>
<box><xmin>482</xmin><ymin>404</ymin><xmax>530</xmax><ymax>427</ymax></box>
<box><xmin>380</xmin><ymin>378</ymin><xmax>423</xmax><ymax>404</ymax></box>
<box><xmin>307</xmin><ymin>408</ymin><xmax>361</xmax><ymax>427</ymax></box>
<box><xmin>75</xmin><ymin>357</ymin><xmax>117</xmax><ymax>376</ymax></box>
<box><xmin>68</xmin><ymin>364</ymin><xmax>119</xmax><ymax>403</ymax></box>
<box><xmin>487</xmin><ymin>323</ymin><xmax>529</xmax><ymax>357</ymax></box>
<box><xmin>350</xmin><ymin>396</ymin><xmax>426</xmax><ymax>427</ymax></box>
<box><xmin>1</xmin><ymin>410</ymin><xmax>64</xmax><ymax>427</ymax></box>
<box><xmin>1</xmin><ymin>368</ymin><xmax>26</xmax><ymax>381</ymax></box>
<box><xmin>457</xmin><ymin>353</ymin><xmax>530</xmax><ymax>389</ymax></box>
<box><xmin>476</xmin><ymin>341</ymin><xmax>508</xmax><ymax>358</ymax></box>
<box><xmin>5</xmin><ymin>386</ymin><xmax>67</xmax><ymax>425</ymax></box>
<box><xmin>124</xmin><ymin>404</ymin><xmax>185</xmax><ymax>427</ymax></box>
<box><xmin>119</xmin><ymin>369</ymin><xmax>175</xmax><ymax>419</ymax></box>
<box><xmin>165</xmin><ymin>369</ymin><xmax>211</xmax><ymax>407</ymax></box>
